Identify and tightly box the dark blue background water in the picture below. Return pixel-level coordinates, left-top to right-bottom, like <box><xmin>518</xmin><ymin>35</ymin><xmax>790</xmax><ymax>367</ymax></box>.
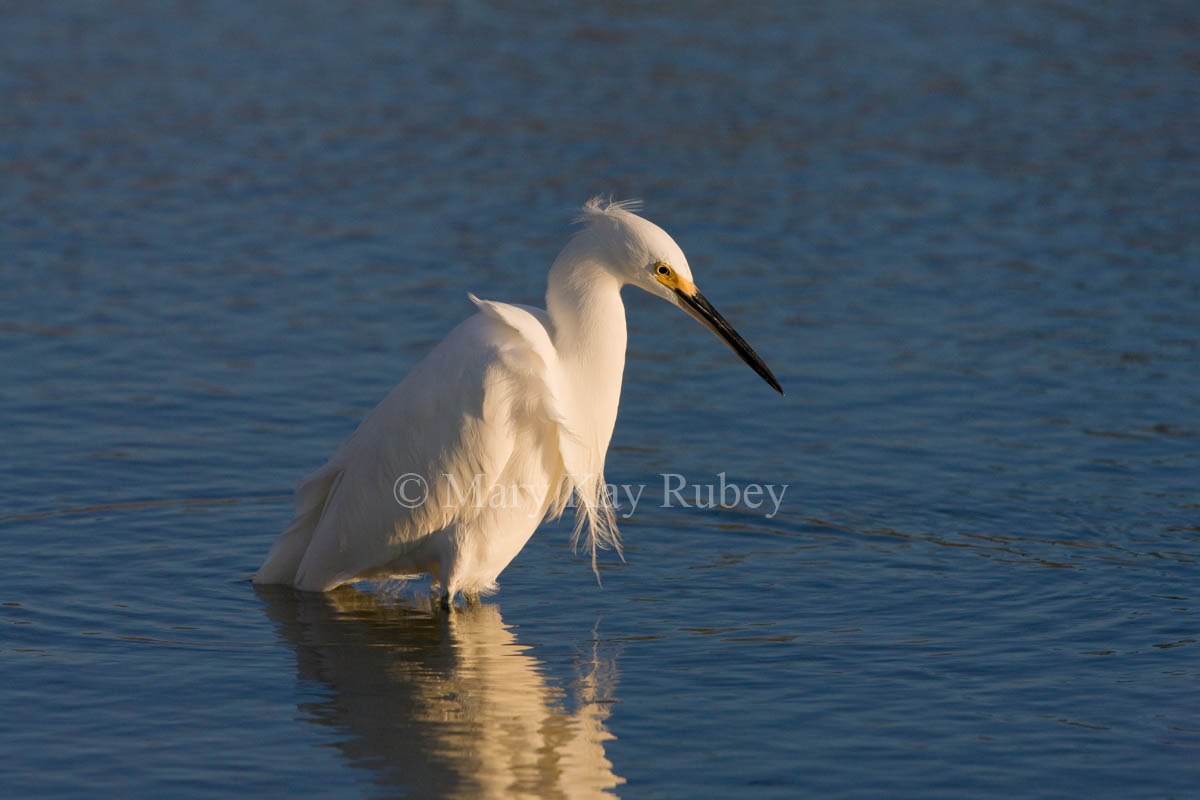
<box><xmin>3</xmin><ymin>2</ymin><xmax>1197</xmax><ymax>797</ymax></box>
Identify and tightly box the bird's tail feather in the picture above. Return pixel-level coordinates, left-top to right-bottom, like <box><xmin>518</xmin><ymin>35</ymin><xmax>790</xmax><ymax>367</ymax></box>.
<box><xmin>253</xmin><ymin>468</ymin><xmax>340</xmax><ymax>585</ymax></box>
<box><xmin>253</xmin><ymin>507</ymin><xmax>321</xmax><ymax>585</ymax></box>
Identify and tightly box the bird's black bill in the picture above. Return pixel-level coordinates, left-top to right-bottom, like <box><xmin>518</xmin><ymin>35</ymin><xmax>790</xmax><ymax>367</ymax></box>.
<box><xmin>676</xmin><ymin>289</ymin><xmax>784</xmax><ymax>395</ymax></box>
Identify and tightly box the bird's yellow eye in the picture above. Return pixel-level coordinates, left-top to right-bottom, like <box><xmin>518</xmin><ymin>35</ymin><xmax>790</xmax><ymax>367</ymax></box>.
<box><xmin>655</xmin><ymin>262</ymin><xmax>671</xmax><ymax>276</ymax></box>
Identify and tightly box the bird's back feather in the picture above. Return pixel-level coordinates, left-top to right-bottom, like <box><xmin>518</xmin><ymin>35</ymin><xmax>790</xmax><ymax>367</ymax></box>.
<box><xmin>255</xmin><ymin>296</ymin><xmax>608</xmax><ymax>593</ymax></box>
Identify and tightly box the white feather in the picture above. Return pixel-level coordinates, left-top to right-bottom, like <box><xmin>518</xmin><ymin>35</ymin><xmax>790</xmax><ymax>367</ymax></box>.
<box><xmin>255</xmin><ymin>198</ymin><xmax>779</xmax><ymax>601</ymax></box>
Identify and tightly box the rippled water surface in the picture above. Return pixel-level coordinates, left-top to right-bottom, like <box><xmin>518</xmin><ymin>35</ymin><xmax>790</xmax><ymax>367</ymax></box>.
<box><xmin>3</xmin><ymin>2</ymin><xmax>1198</xmax><ymax>797</ymax></box>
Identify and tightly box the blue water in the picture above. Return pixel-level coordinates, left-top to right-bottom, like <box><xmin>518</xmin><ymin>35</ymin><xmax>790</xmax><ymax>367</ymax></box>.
<box><xmin>3</xmin><ymin>1</ymin><xmax>1198</xmax><ymax>797</ymax></box>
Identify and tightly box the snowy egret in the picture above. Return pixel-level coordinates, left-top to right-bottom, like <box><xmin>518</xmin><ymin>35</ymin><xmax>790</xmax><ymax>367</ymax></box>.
<box><xmin>254</xmin><ymin>198</ymin><xmax>782</xmax><ymax>604</ymax></box>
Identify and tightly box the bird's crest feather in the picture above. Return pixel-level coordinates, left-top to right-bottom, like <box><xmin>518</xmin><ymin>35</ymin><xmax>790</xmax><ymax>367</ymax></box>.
<box><xmin>575</xmin><ymin>196</ymin><xmax>644</xmax><ymax>225</ymax></box>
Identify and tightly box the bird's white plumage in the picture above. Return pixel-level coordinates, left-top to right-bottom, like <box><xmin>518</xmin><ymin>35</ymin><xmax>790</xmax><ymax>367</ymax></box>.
<box><xmin>258</xmin><ymin>306</ymin><xmax>568</xmax><ymax>596</ymax></box>
<box><xmin>255</xmin><ymin>197</ymin><xmax>781</xmax><ymax>602</ymax></box>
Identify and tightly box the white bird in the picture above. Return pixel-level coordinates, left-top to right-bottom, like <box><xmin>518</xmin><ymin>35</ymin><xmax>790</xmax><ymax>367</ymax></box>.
<box><xmin>254</xmin><ymin>198</ymin><xmax>782</xmax><ymax>605</ymax></box>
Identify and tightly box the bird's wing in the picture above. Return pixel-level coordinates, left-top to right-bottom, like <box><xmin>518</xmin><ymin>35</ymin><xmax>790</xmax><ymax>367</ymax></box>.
<box><xmin>469</xmin><ymin>296</ymin><xmax>619</xmax><ymax>567</ymax></box>
<box><xmin>466</xmin><ymin>294</ymin><xmax>568</xmax><ymax>421</ymax></box>
<box><xmin>282</xmin><ymin>300</ymin><xmax>569</xmax><ymax>591</ymax></box>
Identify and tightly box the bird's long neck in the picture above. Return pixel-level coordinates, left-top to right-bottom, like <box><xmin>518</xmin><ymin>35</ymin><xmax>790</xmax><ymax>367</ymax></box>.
<box><xmin>545</xmin><ymin>255</ymin><xmax>627</xmax><ymax>456</ymax></box>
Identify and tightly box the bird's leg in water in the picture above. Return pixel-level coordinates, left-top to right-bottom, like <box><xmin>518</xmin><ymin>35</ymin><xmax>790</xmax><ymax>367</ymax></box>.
<box><xmin>439</xmin><ymin>590</ymin><xmax>452</xmax><ymax>611</ymax></box>
<box><xmin>464</xmin><ymin>592</ymin><xmax>481</xmax><ymax>609</ymax></box>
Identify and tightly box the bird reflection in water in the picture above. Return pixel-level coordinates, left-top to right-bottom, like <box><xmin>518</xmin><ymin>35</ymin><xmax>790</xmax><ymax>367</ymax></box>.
<box><xmin>256</xmin><ymin>585</ymin><xmax>624</xmax><ymax>798</ymax></box>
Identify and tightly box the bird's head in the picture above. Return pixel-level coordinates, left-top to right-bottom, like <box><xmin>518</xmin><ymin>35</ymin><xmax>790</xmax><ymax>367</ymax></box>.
<box><xmin>574</xmin><ymin>197</ymin><xmax>783</xmax><ymax>395</ymax></box>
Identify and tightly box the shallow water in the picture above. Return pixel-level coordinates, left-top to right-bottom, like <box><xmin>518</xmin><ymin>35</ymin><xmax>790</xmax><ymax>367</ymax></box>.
<box><xmin>2</xmin><ymin>1</ymin><xmax>1198</xmax><ymax>797</ymax></box>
